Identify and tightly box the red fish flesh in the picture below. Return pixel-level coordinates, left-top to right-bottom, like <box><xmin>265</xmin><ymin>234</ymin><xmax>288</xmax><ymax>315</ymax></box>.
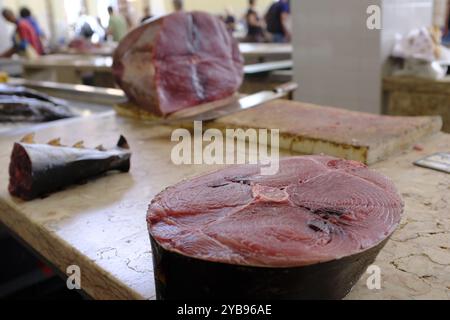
<box><xmin>113</xmin><ymin>11</ymin><xmax>244</xmax><ymax>117</ymax></box>
<box><xmin>148</xmin><ymin>156</ymin><xmax>403</xmax><ymax>268</ymax></box>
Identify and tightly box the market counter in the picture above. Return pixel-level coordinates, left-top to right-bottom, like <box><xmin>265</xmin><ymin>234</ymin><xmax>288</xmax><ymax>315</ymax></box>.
<box><xmin>0</xmin><ymin>110</ymin><xmax>448</xmax><ymax>299</ymax></box>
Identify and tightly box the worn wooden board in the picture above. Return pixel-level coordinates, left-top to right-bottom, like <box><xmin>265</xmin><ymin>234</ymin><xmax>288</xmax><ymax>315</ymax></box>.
<box><xmin>0</xmin><ymin>114</ymin><xmax>448</xmax><ymax>300</ymax></box>
<box><xmin>114</xmin><ymin>99</ymin><xmax>442</xmax><ymax>164</ymax></box>
<box><xmin>212</xmin><ymin>100</ymin><xmax>443</xmax><ymax>164</ymax></box>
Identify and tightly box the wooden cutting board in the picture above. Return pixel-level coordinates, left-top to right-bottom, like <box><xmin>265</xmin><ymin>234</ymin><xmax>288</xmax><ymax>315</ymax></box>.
<box><xmin>113</xmin><ymin>98</ymin><xmax>442</xmax><ymax>165</ymax></box>
<box><xmin>211</xmin><ymin>100</ymin><xmax>443</xmax><ymax>164</ymax></box>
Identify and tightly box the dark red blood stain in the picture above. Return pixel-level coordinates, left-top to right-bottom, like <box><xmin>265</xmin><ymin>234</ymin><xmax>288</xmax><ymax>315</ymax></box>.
<box><xmin>413</xmin><ymin>144</ymin><xmax>424</xmax><ymax>151</ymax></box>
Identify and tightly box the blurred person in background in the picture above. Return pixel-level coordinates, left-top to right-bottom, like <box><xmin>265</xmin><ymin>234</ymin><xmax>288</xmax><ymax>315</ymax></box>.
<box><xmin>0</xmin><ymin>8</ymin><xmax>43</xmax><ymax>58</ymax></box>
<box><xmin>75</xmin><ymin>9</ymin><xmax>105</xmax><ymax>42</ymax></box>
<box><xmin>20</xmin><ymin>7</ymin><xmax>45</xmax><ymax>42</ymax></box>
<box><xmin>224</xmin><ymin>8</ymin><xmax>236</xmax><ymax>34</ymax></box>
<box><xmin>107</xmin><ymin>6</ymin><xmax>128</xmax><ymax>42</ymax></box>
<box><xmin>173</xmin><ymin>0</ymin><xmax>184</xmax><ymax>12</ymax></box>
<box><xmin>69</xmin><ymin>9</ymin><xmax>105</xmax><ymax>54</ymax></box>
<box><xmin>265</xmin><ymin>0</ymin><xmax>291</xmax><ymax>43</ymax></box>
<box><xmin>141</xmin><ymin>6</ymin><xmax>153</xmax><ymax>23</ymax></box>
<box><xmin>245</xmin><ymin>0</ymin><xmax>265</xmax><ymax>42</ymax></box>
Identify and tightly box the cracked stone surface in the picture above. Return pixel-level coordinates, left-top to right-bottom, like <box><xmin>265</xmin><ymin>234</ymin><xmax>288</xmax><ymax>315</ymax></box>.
<box><xmin>0</xmin><ymin>114</ymin><xmax>448</xmax><ymax>300</ymax></box>
<box><xmin>346</xmin><ymin>132</ymin><xmax>450</xmax><ymax>300</ymax></box>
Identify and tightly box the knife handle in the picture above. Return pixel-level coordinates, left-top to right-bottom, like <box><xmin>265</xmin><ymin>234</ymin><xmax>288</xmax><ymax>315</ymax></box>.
<box><xmin>273</xmin><ymin>82</ymin><xmax>299</xmax><ymax>94</ymax></box>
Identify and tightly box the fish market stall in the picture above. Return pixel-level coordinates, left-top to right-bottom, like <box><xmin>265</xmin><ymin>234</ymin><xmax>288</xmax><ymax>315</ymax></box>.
<box><xmin>21</xmin><ymin>43</ymin><xmax>292</xmax><ymax>87</ymax></box>
<box><xmin>0</xmin><ymin>7</ymin><xmax>449</xmax><ymax>302</ymax></box>
<box><xmin>0</xmin><ymin>101</ymin><xmax>448</xmax><ymax>299</ymax></box>
<box><xmin>53</xmin><ymin>43</ymin><xmax>293</xmax><ymax>64</ymax></box>
<box><xmin>22</xmin><ymin>55</ymin><xmax>115</xmax><ymax>88</ymax></box>
<box><xmin>21</xmin><ymin>53</ymin><xmax>293</xmax><ymax>92</ymax></box>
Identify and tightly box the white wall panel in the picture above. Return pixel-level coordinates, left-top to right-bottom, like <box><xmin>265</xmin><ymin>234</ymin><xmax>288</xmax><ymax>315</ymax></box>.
<box><xmin>292</xmin><ymin>0</ymin><xmax>433</xmax><ymax>114</ymax></box>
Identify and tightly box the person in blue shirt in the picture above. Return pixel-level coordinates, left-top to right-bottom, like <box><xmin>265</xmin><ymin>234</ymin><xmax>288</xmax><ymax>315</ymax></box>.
<box><xmin>1</xmin><ymin>8</ymin><xmax>44</xmax><ymax>58</ymax></box>
<box><xmin>265</xmin><ymin>0</ymin><xmax>291</xmax><ymax>43</ymax></box>
<box><xmin>19</xmin><ymin>7</ymin><xmax>45</xmax><ymax>40</ymax></box>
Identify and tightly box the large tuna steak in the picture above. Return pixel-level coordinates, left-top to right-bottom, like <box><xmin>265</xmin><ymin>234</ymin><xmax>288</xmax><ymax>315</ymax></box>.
<box><xmin>113</xmin><ymin>11</ymin><xmax>244</xmax><ymax>117</ymax></box>
<box><xmin>147</xmin><ymin>156</ymin><xmax>404</xmax><ymax>299</ymax></box>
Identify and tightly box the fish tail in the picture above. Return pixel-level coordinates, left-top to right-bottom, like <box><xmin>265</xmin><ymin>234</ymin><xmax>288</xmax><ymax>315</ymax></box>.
<box><xmin>117</xmin><ymin>135</ymin><xmax>130</xmax><ymax>150</ymax></box>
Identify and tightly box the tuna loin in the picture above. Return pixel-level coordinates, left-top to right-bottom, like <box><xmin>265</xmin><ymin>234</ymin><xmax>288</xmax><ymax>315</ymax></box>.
<box><xmin>9</xmin><ymin>135</ymin><xmax>131</xmax><ymax>201</ymax></box>
<box><xmin>147</xmin><ymin>156</ymin><xmax>404</xmax><ymax>299</ymax></box>
<box><xmin>113</xmin><ymin>11</ymin><xmax>244</xmax><ymax>117</ymax></box>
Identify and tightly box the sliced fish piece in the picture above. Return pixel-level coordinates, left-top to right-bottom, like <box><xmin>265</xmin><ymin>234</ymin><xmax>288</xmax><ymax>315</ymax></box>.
<box><xmin>8</xmin><ymin>135</ymin><xmax>131</xmax><ymax>201</ymax></box>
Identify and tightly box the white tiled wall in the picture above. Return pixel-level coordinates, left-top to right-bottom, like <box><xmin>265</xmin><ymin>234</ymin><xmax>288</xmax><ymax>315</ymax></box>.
<box><xmin>292</xmin><ymin>0</ymin><xmax>433</xmax><ymax>114</ymax></box>
<box><xmin>382</xmin><ymin>0</ymin><xmax>433</xmax><ymax>68</ymax></box>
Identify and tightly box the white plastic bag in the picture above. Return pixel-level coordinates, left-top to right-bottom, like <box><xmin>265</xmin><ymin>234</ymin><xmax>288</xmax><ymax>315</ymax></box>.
<box><xmin>392</xmin><ymin>27</ymin><xmax>438</xmax><ymax>62</ymax></box>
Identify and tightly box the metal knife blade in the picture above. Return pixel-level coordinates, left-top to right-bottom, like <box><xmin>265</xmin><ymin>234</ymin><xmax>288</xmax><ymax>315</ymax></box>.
<box><xmin>144</xmin><ymin>82</ymin><xmax>298</xmax><ymax>126</ymax></box>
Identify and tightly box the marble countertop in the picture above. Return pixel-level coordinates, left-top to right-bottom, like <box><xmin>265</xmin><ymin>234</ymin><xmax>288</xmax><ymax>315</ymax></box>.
<box><xmin>0</xmin><ymin>113</ymin><xmax>448</xmax><ymax>300</ymax></box>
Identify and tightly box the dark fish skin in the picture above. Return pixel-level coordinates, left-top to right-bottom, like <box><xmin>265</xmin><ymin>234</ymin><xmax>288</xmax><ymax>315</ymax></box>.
<box><xmin>0</xmin><ymin>96</ymin><xmax>75</xmax><ymax>122</ymax></box>
<box><xmin>150</xmin><ymin>235</ymin><xmax>389</xmax><ymax>300</ymax></box>
<box><xmin>8</xmin><ymin>136</ymin><xmax>131</xmax><ymax>201</ymax></box>
<box><xmin>0</xmin><ymin>85</ymin><xmax>75</xmax><ymax>122</ymax></box>
<box><xmin>0</xmin><ymin>85</ymin><xmax>67</xmax><ymax>106</ymax></box>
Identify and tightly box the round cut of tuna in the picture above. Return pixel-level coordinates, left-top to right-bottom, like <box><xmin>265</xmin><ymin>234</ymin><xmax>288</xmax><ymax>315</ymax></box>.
<box><xmin>147</xmin><ymin>156</ymin><xmax>404</xmax><ymax>268</ymax></box>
